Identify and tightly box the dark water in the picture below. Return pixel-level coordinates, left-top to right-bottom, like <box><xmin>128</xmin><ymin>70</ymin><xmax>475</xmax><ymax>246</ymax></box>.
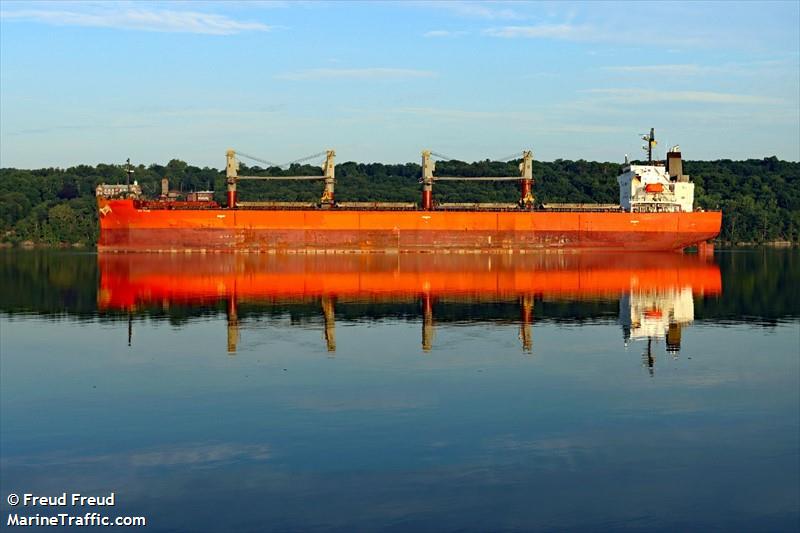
<box><xmin>1</xmin><ymin>249</ymin><xmax>798</xmax><ymax>532</ymax></box>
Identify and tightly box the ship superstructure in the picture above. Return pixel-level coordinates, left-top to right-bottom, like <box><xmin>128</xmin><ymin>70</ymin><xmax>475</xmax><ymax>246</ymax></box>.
<box><xmin>617</xmin><ymin>130</ymin><xmax>695</xmax><ymax>213</ymax></box>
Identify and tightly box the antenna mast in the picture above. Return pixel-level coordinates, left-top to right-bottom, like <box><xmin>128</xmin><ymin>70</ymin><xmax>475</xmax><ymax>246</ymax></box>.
<box><xmin>641</xmin><ymin>128</ymin><xmax>657</xmax><ymax>164</ymax></box>
<box><xmin>125</xmin><ymin>158</ymin><xmax>134</xmax><ymax>189</ymax></box>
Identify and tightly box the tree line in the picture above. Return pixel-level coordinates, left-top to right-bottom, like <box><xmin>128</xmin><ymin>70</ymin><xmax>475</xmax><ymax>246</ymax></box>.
<box><xmin>0</xmin><ymin>156</ymin><xmax>797</xmax><ymax>245</ymax></box>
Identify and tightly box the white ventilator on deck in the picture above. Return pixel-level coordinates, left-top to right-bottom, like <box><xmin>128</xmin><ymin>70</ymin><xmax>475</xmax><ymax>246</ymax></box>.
<box><xmin>617</xmin><ymin>131</ymin><xmax>695</xmax><ymax>213</ymax></box>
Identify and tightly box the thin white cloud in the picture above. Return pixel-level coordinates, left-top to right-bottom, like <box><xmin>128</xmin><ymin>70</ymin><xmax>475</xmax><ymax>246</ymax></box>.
<box><xmin>388</xmin><ymin>107</ymin><xmax>623</xmax><ymax>134</ymax></box>
<box><xmin>275</xmin><ymin>68</ymin><xmax>437</xmax><ymax>81</ymax></box>
<box><xmin>392</xmin><ymin>106</ymin><xmax>513</xmax><ymax>120</ymax></box>
<box><xmin>483</xmin><ymin>24</ymin><xmax>586</xmax><ymax>39</ymax></box>
<box><xmin>424</xmin><ymin>29</ymin><xmax>467</xmax><ymax>38</ymax></box>
<box><xmin>420</xmin><ymin>1</ymin><xmax>520</xmax><ymax>20</ymax></box>
<box><xmin>602</xmin><ymin>64</ymin><xmax>707</xmax><ymax>75</ymax></box>
<box><xmin>583</xmin><ymin>88</ymin><xmax>783</xmax><ymax>105</ymax></box>
<box><xmin>0</xmin><ymin>6</ymin><xmax>271</xmax><ymax>35</ymax></box>
<box><xmin>483</xmin><ymin>23</ymin><xmax>708</xmax><ymax>47</ymax></box>
<box><xmin>603</xmin><ymin>60</ymin><xmax>799</xmax><ymax>77</ymax></box>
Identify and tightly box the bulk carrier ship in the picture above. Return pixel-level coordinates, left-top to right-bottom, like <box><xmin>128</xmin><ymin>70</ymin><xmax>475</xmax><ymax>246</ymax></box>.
<box><xmin>96</xmin><ymin>130</ymin><xmax>721</xmax><ymax>252</ymax></box>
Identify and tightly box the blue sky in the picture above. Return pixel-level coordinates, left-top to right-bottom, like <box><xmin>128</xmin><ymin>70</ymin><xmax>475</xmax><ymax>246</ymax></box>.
<box><xmin>1</xmin><ymin>1</ymin><xmax>798</xmax><ymax>168</ymax></box>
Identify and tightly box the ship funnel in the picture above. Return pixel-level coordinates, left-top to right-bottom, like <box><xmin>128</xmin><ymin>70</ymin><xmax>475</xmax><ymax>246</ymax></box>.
<box><xmin>666</xmin><ymin>146</ymin><xmax>685</xmax><ymax>182</ymax></box>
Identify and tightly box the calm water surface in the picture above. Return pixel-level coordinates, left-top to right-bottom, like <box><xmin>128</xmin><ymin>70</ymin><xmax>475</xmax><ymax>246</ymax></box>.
<box><xmin>1</xmin><ymin>250</ymin><xmax>798</xmax><ymax>532</ymax></box>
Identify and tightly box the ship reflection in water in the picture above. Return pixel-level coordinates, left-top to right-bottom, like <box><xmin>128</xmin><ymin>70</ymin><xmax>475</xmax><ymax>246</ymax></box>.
<box><xmin>98</xmin><ymin>253</ymin><xmax>721</xmax><ymax>368</ymax></box>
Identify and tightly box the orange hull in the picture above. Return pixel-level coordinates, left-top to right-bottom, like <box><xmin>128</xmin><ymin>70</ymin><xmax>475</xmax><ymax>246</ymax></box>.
<box><xmin>97</xmin><ymin>199</ymin><xmax>721</xmax><ymax>253</ymax></box>
<box><xmin>98</xmin><ymin>253</ymin><xmax>721</xmax><ymax>309</ymax></box>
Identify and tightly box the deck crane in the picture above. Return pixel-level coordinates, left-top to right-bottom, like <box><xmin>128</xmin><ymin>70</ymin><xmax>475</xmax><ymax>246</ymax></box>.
<box><xmin>420</xmin><ymin>150</ymin><xmax>534</xmax><ymax>210</ymax></box>
<box><xmin>229</xmin><ymin>147</ymin><xmax>537</xmax><ymax>211</ymax></box>
<box><xmin>226</xmin><ymin>149</ymin><xmax>336</xmax><ymax>208</ymax></box>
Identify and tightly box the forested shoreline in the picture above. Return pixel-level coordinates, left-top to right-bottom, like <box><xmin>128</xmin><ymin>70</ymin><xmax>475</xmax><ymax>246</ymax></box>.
<box><xmin>1</xmin><ymin>157</ymin><xmax>798</xmax><ymax>246</ymax></box>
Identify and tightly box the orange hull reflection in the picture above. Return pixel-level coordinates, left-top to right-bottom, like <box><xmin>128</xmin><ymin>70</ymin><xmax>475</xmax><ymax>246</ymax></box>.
<box><xmin>98</xmin><ymin>253</ymin><xmax>721</xmax><ymax>309</ymax></box>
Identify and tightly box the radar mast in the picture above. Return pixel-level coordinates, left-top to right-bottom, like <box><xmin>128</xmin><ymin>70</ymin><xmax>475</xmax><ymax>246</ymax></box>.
<box><xmin>641</xmin><ymin>128</ymin><xmax>657</xmax><ymax>164</ymax></box>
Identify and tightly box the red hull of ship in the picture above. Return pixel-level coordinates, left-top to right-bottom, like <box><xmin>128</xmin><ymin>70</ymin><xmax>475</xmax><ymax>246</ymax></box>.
<box><xmin>97</xmin><ymin>199</ymin><xmax>721</xmax><ymax>253</ymax></box>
